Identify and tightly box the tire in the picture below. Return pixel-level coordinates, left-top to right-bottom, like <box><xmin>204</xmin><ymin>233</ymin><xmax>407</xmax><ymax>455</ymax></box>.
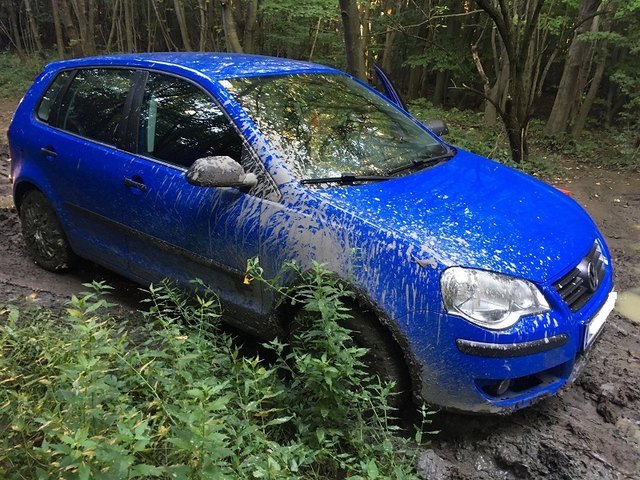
<box><xmin>290</xmin><ymin>305</ymin><xmax>412</xmax><ymax>411</ymax></box>
<box><xmin>342</xmin><ymin>309</ymin><xmax>412</xmax><ymax>410</ymax></box>
<box><xmin>19</xmin><ymin>190</ymin><xmax>75</xmax><ymax>271</ymax></box>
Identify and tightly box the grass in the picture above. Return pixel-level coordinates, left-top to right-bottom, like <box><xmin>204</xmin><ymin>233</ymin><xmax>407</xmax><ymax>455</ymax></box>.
<box><xmin>0</xmin><ymin>264</ymin><xmax>432</xmax><ymax>479</ymax></box>
<box><xmin>0</xmin><ymin>53</ymin><xmax>48</xmax><ymax>99</ymax></box>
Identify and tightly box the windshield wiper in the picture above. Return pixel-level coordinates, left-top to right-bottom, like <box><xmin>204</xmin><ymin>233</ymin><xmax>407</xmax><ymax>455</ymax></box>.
<box><xmin>387</xmin><ymin>149</ymin><xmax>456</xmax><ymax>176</ymax></box>
<box><xmin>300</xmin><ymin>173</ymin><xmax>392</xmax><ymax>185</ymax></box>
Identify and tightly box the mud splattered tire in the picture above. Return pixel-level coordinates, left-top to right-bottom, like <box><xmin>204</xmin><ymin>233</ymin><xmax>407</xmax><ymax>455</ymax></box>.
<box><xmin>342</xmin><ymin>310</ymin><xmax>412</xmax><ymax>410</ymax></box>
<box><xmin>291</xmin><ymin>306</ymin><xmax>412</xmax><ymax>411</ymax></box>
<box><xmin>19</xmin><ymin>190</ymin><xmax>75</xmax><ymax>271</ymax></box>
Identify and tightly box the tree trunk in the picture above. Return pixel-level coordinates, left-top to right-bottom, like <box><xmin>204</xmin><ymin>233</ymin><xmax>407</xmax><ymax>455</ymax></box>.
<box><xmin>123</xmin><ymin>0</ymin><xmax>136</xmax><ymax>52</ymax></box>
<box><xmin>173</xmin><ymin>0</ymin><xmax>192</xmax><ymax>51</ymax></box>
<box><xmin>339</xmin><ymin>0</ymin><xmax>366</xmax><ymax>80</ymax></box>
<box><xmin>220</xmin><ymin>0</ymin><xmax>243</xmax><ymax>53</ymax></box>
<box><xmin>544</xmin><ymin>0</ymin><xmax>601</xmax><ymax>137</ymax></box>
<box><xmin>24</xmin><ymin>0</ymin><xmax>44</xmax><ymax>53</ymax></box>
<box><xmin>60</xmin><ymin>0</ymin><xmax>83</xmax><ymax>56</ymax></box>
<box><xmin>7</xmin><ymin>0</ymin><xmax>26</xmax><ymax>58</ymax></box>
<box><xmin>198</xmin><ymin>0</ymin><xmax>207</xmax><ymax>51</ymax></box>
<box><xmin>505</xmin><ymin>101</ymin><xmax>529</xmax><ymax>163</ymax></box>
<box><xmin>571</xmin><ymin>47</ymin><xmax>607</xmax><ymax>138</ymax></box>
<box><xmin>475</xmin><ymin>0</ymin><xmax>546</xmax><ymax>163</ymax></box>
<box><xmin>51</xmin><ymin>0</ymin><xmax>65</xmax><ymax>58</ymax></box>
<box><xmin>86</xmin><ymin>0</ymin><xmax>96</xmax><ymax>55</ymax></box>
<box><xmin>243</xmin><ymin>0</ymin><xmax>258</xmax><ymax>53</ymax></box>
<box><xmin>381</xmin><ymin>0</ymin><xmax>402</xmax><ymax>73</ymax></box>
<box><xmin>433</xmin><ymin>71</ymin><xmax>447</xmax><ymax>106</ymax></box>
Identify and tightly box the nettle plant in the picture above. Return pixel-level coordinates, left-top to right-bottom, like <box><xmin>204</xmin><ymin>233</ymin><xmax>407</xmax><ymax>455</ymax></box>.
<box><xmin>0</xmin><ymin>264</ymin><xmax>432</xmax><ymax>479</ymax></box>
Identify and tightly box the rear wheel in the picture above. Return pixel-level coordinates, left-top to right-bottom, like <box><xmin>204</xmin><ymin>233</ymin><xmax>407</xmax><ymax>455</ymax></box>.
<box><xmin>19</xmin><ymin>190</ymin><xmax>75</xmax><ymax>271</ymax></box>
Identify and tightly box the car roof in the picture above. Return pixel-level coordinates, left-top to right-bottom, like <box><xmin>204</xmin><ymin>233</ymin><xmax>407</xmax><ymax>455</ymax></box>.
<box><xmin>44</xmin><ymin>52</ymin><xmax>342</xmax><ymax>82</ymax></box>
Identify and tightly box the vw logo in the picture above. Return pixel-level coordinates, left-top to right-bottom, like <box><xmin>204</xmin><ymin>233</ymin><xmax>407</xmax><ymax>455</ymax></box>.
<box><xmin>587</xmin><ymin>261</ymin><xmax>599</xmax><ymax>292</ymax></box>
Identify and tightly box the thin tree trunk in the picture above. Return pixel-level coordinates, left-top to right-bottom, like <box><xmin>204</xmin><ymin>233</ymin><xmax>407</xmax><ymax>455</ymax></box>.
<box><xmin>86</xmin><ymin>0</ymin><xmax>96</xmax><ymax>54</ymax></box>
<box><xmin>308</xmin><ymin>17</ymin><xmax>321</xmax><ymax>60</ymax></box>
<box><xmin>23</xmin><ymin>0</ymin><xmax>44</xmax><ymax>53</ymax></box>
<box><xmin>339</xmin><ymin>0</ymin><xmax>366</xmax><ymax>80</ymax></box>
<box><xmin>220</xmin><ymin>0</ymin><xmax>243</xmax><ymax>53</ymax></box>
<box><xmin>150</xmin><ymin>0</ymin><xmax>175</xmax><ymax>50</ymax></box>
<box><xmin>123</xmin><ymin>0</ymin><xmax>135</xmax><ymax>52</ymax></box>
<box><xmin>381</xmin><ymin>0</ymin><xmax>401</xmax><ymax>73</ymax></box>
<box><xmin>106</xmin><ymin>0</ymin><xmax>120</xmax><ymax>52</ymax></box>
<box><xmin>544</xmin><ymin>0</ymin><xmax>601</xmax><ymax>137</ymax></box>
<box><xmin>243</xmin><ymin>0</ymin><xmax>258</xmax><ymax>53</ymax></box>
<box><xmin>433</xmin><ymin>71</ymin><xmax>447</xmax><ymax>106</ymax></box>
<box><xmin>198</xmin><ymin>0</ymin><xmax>207</xmax><ymax>51</ymax></box>
<box><xmin>571</xmin><ymin>51</ymin><xmax>606</xmax><ymax>138</ymax></box>
<box><xmin>51</xmin><ymin>0</ymin><xmax>65</xmax><ymax>58</ymax></box>
<box><xmin>60</xmin><ymin>0</ymin><xmax>83</xmax><ymax>56</ymax></box>
<box><xmin>174</xmin><ymin>0</ymin><xmax>192</xmax><ymax>51</ymax></box>
<box><xmin>7</xmin><ymin>0</ymin><xmax>26</xmax><ymax>58</ymax></box>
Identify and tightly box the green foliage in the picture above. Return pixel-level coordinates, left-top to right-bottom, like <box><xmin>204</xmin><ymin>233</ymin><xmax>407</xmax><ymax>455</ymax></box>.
<box><xmin>0</xmin><ymin>270</ymin><xmax>429</xmax><ymax>479</ymax></box>
<box><xmin>407</xmin><ymin>99</ymin><xmax>640</xmax><ymax>176</ymax></box>
<box><xmin>0</xmin><ymin>53</ymin><xmax>47</xmax><ymax>98</ymax></box>
<box><xmin>408</xmin><ymin>98</ymin><xmax>512</xmax><ymax>162</ymax></box>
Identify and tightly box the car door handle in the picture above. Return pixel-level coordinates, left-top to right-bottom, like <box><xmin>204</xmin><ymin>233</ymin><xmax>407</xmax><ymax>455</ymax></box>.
<box><xmin>40</xmin><ymin>147</ymin><xmax>57</xmax><ymax>157</ymax></box>
<box><xmin>123</xmin><ymin>177</ymin><xmax>148</xmax><ymax>192</ymax></box>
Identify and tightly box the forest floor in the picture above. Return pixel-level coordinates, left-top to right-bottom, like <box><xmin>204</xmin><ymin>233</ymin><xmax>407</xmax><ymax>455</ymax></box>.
<box><xmin>1</xmin><ymin>97</ymin><xmax>638</xmax><ymax>479</ymax></box>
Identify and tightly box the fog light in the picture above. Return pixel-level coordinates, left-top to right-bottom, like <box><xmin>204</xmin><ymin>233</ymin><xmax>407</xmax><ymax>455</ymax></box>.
<box><xmin>484</xmin><ymin>379</ymin><xmax>511</xmax><ymax>397</ymax></box>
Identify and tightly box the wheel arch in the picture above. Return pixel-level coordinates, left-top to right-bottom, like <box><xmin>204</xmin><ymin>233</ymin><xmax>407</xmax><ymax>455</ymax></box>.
<box><xmin>272</xmin><ymin>270</ymin><xmax>422</xmax><ymax>403</ymax></box>
<box><xmin>13</xmin><ymin>180</ymin><xmax>42</xmax><ymax>211</ymax></box>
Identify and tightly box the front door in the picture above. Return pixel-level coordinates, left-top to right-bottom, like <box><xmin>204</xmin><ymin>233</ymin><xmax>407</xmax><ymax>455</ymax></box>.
<box><xmin>121</xmin><ymin>72</ymin><xmax>265</xmax><ymax>324</ymax></box>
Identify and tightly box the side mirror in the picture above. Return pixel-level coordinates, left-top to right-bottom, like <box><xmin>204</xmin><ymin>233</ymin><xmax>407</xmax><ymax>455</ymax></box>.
<box><xmin>186</xmin><ymin>156</ymin><xmax>257</xmax><ymax>191</ymax></box>
<box><xmin>425</xmin><ymin>119</ymin><xmax>449</xmax><ymax>137</ymax></box>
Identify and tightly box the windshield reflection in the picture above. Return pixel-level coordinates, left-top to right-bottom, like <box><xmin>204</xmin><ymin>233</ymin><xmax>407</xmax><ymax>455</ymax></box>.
<box><xmin>224</xmin><ymin>74</ymin><xmax>447</xmax><ymax>182</ymax></box>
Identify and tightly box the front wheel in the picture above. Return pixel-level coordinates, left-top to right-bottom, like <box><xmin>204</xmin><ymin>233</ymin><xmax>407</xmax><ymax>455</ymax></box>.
<box><xmin>291</xmin><ymin>306</ymin><xmax>412</xmax><ymax>411</ymax></box>
<box><xmin>19</xmin><ymin>190</ymin><xmax>75</xmax><ymax>271</ymax></box>
<box><xmin>342</xmin><ymin>310</ymin><xmax>411</xmax><ymax>410</ymax></box>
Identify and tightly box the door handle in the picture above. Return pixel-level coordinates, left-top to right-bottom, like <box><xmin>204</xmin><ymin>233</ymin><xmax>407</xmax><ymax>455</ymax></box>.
<box><xmin>123</xmin><ymin>177</ymin><xmax>148</xmax><ymax>192</ymax></box>
<box><xmin>40</xmin><ymin>147</ymin><xmax>57</xmax><ymax>157</ymax></box>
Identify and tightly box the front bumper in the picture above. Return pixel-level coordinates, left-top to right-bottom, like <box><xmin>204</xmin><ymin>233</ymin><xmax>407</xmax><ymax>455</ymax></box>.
<box><xmin>410</xmin><ymin>278</ymin><xmax>616</xmax><ymax>414</ymax></box>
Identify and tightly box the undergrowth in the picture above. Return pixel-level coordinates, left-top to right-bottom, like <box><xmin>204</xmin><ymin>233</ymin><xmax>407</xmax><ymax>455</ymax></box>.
<box><xmin>0</xmin><ymin>53</ymin><xmax>48</xmax><ymax>99</ymax></box>
<box><xmin>409</xmin><ymin>99</ymin><xmax>640</xmax><ymax>175</ymax></box>
<box><xmin>0</xmin><ymin>263</ymin><xmax>429</xmax><ymax>479</ymax></box>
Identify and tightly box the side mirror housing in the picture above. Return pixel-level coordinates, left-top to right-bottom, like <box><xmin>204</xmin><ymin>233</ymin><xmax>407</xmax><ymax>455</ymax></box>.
<box><xmin>425</xmin><ymin>119</ymin><xmax>449</xmax><ymax>137</ymax></box>
<box><xmin>186</xmin><ymin>156</ymin><xmax>258</xmax><ymax>191</ymax></box>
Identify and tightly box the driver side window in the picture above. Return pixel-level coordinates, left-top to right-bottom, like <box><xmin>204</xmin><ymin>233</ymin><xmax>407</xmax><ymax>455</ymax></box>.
<box><xmin>138</xmin><ymin>73</ymin><xmax>242</xmax><ymax>169</ymax></box>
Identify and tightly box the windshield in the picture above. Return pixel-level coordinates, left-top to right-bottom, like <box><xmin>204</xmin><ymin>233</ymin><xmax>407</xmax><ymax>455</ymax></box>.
<box><xmin>223</xmin><ymin>74</ymin><xmax>448</xmax><ymax>182</ymax></box>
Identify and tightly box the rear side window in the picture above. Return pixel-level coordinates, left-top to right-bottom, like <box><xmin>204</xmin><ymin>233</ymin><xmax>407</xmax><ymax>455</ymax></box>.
<box><xmin>57</xmin><ymin>68</ymin><xmax>135</xmax><ymax>146</ymax></box>
<box><xmin>37</xmin><ymin>71</ymin><xmax>71</xmax><ymax>122</ymax></box>
<box><xmin>138</xmin><ymin>73</ymin><xmax>242</xmax><ymax>169</ymax></box>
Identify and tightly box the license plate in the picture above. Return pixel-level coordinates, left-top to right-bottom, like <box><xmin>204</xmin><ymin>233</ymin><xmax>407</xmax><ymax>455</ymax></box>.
<box><xmin>583</xmin><ymin>291</ymin><xmax>617</xmax><ymax>351</ymax></box>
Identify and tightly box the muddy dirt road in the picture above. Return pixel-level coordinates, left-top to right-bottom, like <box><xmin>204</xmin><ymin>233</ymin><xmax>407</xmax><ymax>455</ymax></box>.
<box><xmin>1</xmin><ymin>98</ymin><xmax>638</xmax><ymax>479</ymax></box>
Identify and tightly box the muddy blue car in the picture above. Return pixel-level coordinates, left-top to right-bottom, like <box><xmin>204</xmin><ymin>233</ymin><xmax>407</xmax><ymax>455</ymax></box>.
<box><xmin>8</xmin><ymin>53</ymin><xmax>617</xmax><ymax>413</ymax></box>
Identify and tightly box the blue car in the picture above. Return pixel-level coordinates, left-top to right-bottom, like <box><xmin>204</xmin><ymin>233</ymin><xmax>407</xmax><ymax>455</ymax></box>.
<box><xmin>8</xmin><ymin>53</ymin><xmax>617</xmax><ymax>413</ymax></box>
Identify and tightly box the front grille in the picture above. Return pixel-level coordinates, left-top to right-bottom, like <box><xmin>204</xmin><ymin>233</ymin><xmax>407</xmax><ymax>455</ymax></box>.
<box><xmin>553</xmin><ymin>241</ymin><xmax>606</xmax><ymax>312</ymax></box>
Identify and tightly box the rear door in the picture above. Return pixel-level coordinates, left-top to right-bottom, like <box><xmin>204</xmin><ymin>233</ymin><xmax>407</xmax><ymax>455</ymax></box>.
<box><xmin>27</xmin><ymin>67</ymin><xmax>139</xmax><ymax>271</ymax></box>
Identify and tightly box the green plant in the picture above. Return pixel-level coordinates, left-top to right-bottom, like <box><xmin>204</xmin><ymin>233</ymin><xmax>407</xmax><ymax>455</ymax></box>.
<box><xmin>1</xmin><ymin>269</ymin><xmax>432</xmax><ymax>478</ymax></box>
<box><xmin>248</xmin><ymin>260</ymin><xmax>422</xmax><ymax>477</ymax></box>
<box><xmin>409</xmin><ymin>99</ymin><xmax>639</xmax><ymax>174</ymax></box>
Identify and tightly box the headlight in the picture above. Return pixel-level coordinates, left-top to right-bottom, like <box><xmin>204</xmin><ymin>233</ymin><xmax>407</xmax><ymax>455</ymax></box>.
<box><xmin>440</xmin><ymin>267</ymin><xmax>549</xmax><ymax>330</ymax></box>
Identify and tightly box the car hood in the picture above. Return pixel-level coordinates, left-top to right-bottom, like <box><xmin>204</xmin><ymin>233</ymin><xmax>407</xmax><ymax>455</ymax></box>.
<box><xmin>313</xmin><ymin>150</ymin><xmax>597</xmax><ymax>284</ymax></box>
